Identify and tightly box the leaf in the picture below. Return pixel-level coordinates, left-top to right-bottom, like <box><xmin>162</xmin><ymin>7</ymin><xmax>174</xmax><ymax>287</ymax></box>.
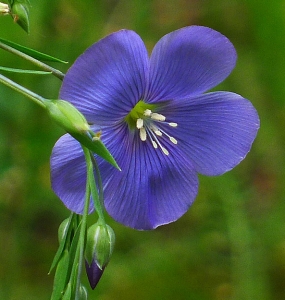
<box><xmin>0</xmin><ymin>66</ymin><xmax>52</xmax><ymax>74</ymax></box>
<box><xmin>50</xmin><ymin>250</ymin><xmax>70</xmax><ymax>300</ymax></box>
<box><xmin>0</xmin><ymin>38</ymin><xmax>68</xmax><ymax>63</ymax></box>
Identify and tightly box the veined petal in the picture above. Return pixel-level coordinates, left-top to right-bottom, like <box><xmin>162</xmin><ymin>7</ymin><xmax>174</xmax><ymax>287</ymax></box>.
<box><xmin>97</xmin><ymin>126</ymin><xmax>199</xmax><ymax>230</ymax></box>
<box><xmin>50</xmin><ymin>133</ymin><xmax>91</xmax><ymax>213</ymax></box>
<box><xmin>146</xmin><ymin>26</ymin><xmax>237</xmax><ymax>102</ymax></box>
<box><xmin>51</xmin><ymin>124</ymin><xmax>198</xmax><ymax>230</ymax></box>
<box><xmin>162</xmin><ymin>92</ymin><xmax>260</xmax><ymax>175</ymax></box>
<box><xmin>60</xmin><ymin>30</ymin><xmax>149</xmax><ymax>125</ymax></box>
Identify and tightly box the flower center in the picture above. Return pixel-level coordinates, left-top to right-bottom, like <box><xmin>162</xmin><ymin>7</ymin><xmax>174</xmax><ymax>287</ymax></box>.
<box><xmin>125</xmin><ymin>100</ymin><xmax>178</xmax><ymax>155</ymax></box>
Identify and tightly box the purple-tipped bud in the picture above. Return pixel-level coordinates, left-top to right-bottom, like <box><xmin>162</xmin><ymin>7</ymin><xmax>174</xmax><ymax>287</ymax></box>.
<box><xmin>85</xmin><ymin>260</ymin><xmax>105</xmax><ymax>289</ymax></box>
<box><xmin>85</xmin><ymin>223</ymin><xmax>115</xmax><ymax>288</ymax></box>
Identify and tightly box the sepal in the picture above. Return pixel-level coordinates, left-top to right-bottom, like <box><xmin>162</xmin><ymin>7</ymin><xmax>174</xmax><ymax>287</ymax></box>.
<box><xmin>85</xmin><ymin>223</ymin><xmax>115</xmax><ymax>269</ymax></box>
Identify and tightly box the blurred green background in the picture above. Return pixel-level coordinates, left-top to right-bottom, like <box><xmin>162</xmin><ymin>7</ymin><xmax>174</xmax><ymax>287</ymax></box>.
<box><xmin>0</xmin><ymin>0</ymin><xmax>284</xmax><ymax>299</ymax></box>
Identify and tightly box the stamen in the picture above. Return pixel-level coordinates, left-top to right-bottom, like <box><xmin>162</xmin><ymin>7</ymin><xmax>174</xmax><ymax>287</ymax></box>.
<box><xmin>144</xmin><ymin>109</ymin><xmax>152</xmax><ymax>117</ymax></box>
<box><xmin>139</xmin><ymin>127</ymin><xmax>147</xmax><ymax>141</ymax></box>
<box><xmin>136</xmin><ymin>118</ymin><xmax>144</xmax><ymax>129</ymax></box>
<box><xmin>152</xmin><ymin>141</ymin><xmax>158</xmax><ymax>148</ymax></box>
<box><xmin>150</xmin><ymin>112</ymin><xmax>166</xmax><ymax>121</ymax></box>
<box><xmin>161</xmin><ymin>147</ymin><xmax>169</xmax><ymax>155</ymax></box>
<box><xmin>136</xmin><ymin>109</ymin><xmax>177</xmax><ymax>155</ymax></box>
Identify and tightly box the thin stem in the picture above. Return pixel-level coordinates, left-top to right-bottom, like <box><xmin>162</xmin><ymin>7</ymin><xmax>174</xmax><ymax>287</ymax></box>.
<box><xmin>87</xmin><ymin>150</ymin><xmax>105</xmax><ymax>224</ymax></box>
<box><xmin>91</xmin><ymin>154</ymin><xmax>104</xmax><ymax>208</ymax></box>
<box><xmin>0</xmin><ymin>73</ymin><xmax>46</xmax><ymax>108</ymax></box>
<box><xmin>0</xmin><ymin>41</ymin><xmax>65</xmax><ymax>80</ymax></box>
<box><xmin>74</xmin><ymin>146</ymin><xmax>92</xmax><ymax>300</ymax></box>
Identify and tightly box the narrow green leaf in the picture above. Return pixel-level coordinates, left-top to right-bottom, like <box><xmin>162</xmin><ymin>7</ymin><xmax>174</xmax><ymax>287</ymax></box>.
<box><xmin>0</xmin><ymin>38</ymin><xmax>68</xmax><ymax>63</ymax></box>
<box><xmin>51</xmin><ymin>250</ymin><xmax>70</xmax><ymax>300</ymax></box>
<box><xmin>0</xmin><ymin>66</ymin><xmax>52</xmax><ymax>74</ymax></box>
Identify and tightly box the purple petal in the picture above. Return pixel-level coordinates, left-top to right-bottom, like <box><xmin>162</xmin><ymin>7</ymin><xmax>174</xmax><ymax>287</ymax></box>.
<box><xmin>161</xmin><ymin>92</ymin><xmax>260</xmax><ymax>175</ymax></box>
<box><xmin>60</xmin><ymin>30</ymin><xmax>149</xmax><ymax>125</ymax></box>
<box><xmin>85</xmin><ymin>260</ymin><xmax>105</xmax><ymax>289</ymax></box>
<box><xmin>146</xmin><ymin>26</ymin><xmax>237</xmax><ymax>102</ymax></box>
<box><xmin>50</xmin><ymin>133</ymin><xmax>91</xmax><ymax>214</ymax></box>
<box><xmin>97</xmin><ymin>125</ymin><xmax>199</xmax><ymax>230</ymax></box>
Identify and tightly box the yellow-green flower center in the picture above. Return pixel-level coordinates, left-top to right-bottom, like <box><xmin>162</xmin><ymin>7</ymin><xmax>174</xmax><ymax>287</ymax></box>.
<box><xmin>125</xmin><ymin>100</ymin><xmax>178</xmax><ymax>155</ymax></box>
<box><xmin>125</xmin><ymin>100</ymin><xmax>157</xmax><ymax>130</ymax></box>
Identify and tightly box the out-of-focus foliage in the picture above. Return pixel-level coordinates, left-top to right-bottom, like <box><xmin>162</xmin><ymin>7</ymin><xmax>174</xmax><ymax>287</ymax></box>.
<box><xmin>0</xmin><ymin>0</ymin><xmax>284</xmax><ymax>299</ymax></box>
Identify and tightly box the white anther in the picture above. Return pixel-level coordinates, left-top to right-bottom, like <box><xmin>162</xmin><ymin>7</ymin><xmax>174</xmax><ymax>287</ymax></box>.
<box><xmin>170</xmin><ymin>137</ymin><xmax>178</xmax><ymax>144</ymax></box>
<box><xmin>136</xmin><ymin>118</ymin><xmax>144</xmax><ymax>129</ymax></box>
<box><xmin>152</xmin><ymin>141</ymin><xmax>158</xmax><ymax>148</ymax></box>
<box><xmin>150</xmin><ymin>113</ymin><xmax>166</xmax><ymax>121</ymax></box>
<box><xmin>139</xmin><ymin>127</ymin><xmax>147</xmax><ymax>141</ymax></box>
<box><xmin>154</xmin><ymin>130</ymin><xmax>162</xmax><ymax>136</ymax></box>
<box><xmin>144</xmin><ymin>109</ymin><xmax>152</xmax><ymax>117</ymax></box>
<box><xmin>162</xmin><ymin>147</ymin><xmax>169</xmax><ymax>155</ymax></box>
<box><xmin>169</xmin><ymin>122</ymin><xmax>178</xmax><ymax>127</ymax></box>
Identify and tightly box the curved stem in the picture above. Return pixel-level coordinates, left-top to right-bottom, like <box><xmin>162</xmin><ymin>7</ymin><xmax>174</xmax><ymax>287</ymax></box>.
<box><xmin>73</xmin><ymin>146</ymin><xmax>93</xmax><ymax>299</ymax></box>
<box><xmin>0</xmin><ymin>41</ymin><xmax>64</xmax><ymax>80</ymax></box>
<box><xmin>0</xmin><ymin>73</ymin><xmax>46</xmax><ymax>108</ymax></box>
<box><xmin>85</xmin><ymin>148</ymin><xmax>105</xmax><ymax>224</ymax></box>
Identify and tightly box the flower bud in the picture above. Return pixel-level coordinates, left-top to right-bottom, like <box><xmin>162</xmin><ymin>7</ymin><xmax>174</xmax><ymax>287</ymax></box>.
<box><xmin>78</xmin><ymin>285</ymin><xmax>88</xmax><ymax>300</ymax></box>
<box><xmin>85</xmin><ymin>223</ymin><xmax>115</xmax><ymax>269</ymax></box>
<box><xmin>58</xmin><ymin>218</ymin><xmax>70</xmax><ymax>244</ymax></box>
<box><xmin>10</xmin><ymin>1</ymin><xmax>30</xmax><ymax>33</ymax></box>
<box><xmin>45</xmin><ymin>99</ymin><xmax>90</xmax><ymax>135</ymax></box>
<box><xmin>0</xmin><ymin>2</ymin><xmax>10</xmax><ymax>15</ymax></box>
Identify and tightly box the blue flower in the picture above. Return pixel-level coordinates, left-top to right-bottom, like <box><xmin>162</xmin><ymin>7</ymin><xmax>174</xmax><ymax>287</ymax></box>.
<box><xmin>51</xmin><ymin>26</ymin><xmax>259</xmax><ymax>230</ymax></box>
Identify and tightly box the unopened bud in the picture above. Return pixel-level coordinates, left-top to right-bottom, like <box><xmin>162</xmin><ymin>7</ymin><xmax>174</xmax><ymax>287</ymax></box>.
<box><xmin>45</xmin><ymin>99</ymin><xmax>90</xmax><ymax>135</ymax></box>
<box><xmin>78</xmin><ymin>285</ymin><xmax>88</xmax><ymax>300</ymax></box>
<box><xmin>85</xmin><ymin>223</ymin><xmax>115</xmax><ymax>269</ymax></box>
<box><xmin>10</xmin><ymin>1</ymin><xmax>30</xmax><ymax>33</ymax></box>
<box><xmin>58</xmin><ymin>218</ymin><xmax>70</xmax><ymax>244</ymax></box>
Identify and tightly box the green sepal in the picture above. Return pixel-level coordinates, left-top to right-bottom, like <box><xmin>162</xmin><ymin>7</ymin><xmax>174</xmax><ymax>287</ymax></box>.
<box><xmin>0</xmin><ymin>66</ymin><xmax>52</xmax><ymax>74</ymax></box>
<box><xmin>71</xmin><ymin>131</ymin><xmax>120</xmax><ymax>170</ymax></box>
<box><xmin>0</xmin><ymin>38</ymin><xmax>68</xmax><ymax>63</ymax></box>
<box><xmin>50</xmin><ymin>250</ymin><xmax>70</xmax><ymax>300</ymax></box>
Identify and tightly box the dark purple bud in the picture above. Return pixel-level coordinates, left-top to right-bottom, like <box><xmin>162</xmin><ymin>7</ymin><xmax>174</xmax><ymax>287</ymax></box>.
<box><xmin>85</xmin><ymin>260</ymin><xmax>105</xmax><ymax>289</ymax></box>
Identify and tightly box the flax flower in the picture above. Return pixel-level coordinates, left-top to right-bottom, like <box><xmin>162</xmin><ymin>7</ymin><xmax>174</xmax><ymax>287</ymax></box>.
<box><xmin>51</xmin><ymin>26</ymin><xmax>259</xmax><ymax>230</ymax></box>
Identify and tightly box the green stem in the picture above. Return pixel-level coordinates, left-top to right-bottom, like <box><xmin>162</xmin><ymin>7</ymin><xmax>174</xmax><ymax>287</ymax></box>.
<box><xmin>73</xmin><ymin>146</ymin><xmax>92</xmax><ymax>300</ymax></box>
<box><xmin>85</xmin><ymin>148</ymin><xmax>105</xmax><ymax>224</ymax></box>
<box><xmin>0</xmin><ymin>41</ymin><xmax>64</xmax><ymax>80</ymax></box>
<box><xmin>0</xmin><ymin>73</ymin><xmax>46</xmax><ymax>108</ymax></box>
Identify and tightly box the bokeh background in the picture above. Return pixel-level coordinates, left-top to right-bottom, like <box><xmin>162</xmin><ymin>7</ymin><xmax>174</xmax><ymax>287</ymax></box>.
<box><xmin>0</xmin><ymin>0</ymin><xmax>284</xmax><ymax>299</ymax></box>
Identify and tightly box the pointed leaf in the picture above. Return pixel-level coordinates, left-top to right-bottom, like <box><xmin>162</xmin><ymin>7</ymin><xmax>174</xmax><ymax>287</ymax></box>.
<box><xmin>0</xmin><ymin>38</ymin><xmax>68</xmax><ymax>63</ymax></box>
<box><xmin>51</xmin><ymin>250</ymin><xmax>70</xmax><ymax>300</ymax></box>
